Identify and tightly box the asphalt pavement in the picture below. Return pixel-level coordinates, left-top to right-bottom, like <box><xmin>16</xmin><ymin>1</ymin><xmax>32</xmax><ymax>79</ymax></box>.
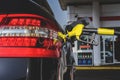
<box><xmin>74</xmin><ymin>66</ymin><xmax>120</xmax><ymax>80</ymax></box>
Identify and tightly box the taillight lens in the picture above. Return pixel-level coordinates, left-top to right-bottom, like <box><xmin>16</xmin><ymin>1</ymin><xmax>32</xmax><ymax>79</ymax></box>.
<box><xmin>8</xmin><ymin>18</ymin><xmax>41</xmax><ymax>26</ymax></box>
<box><xmin>0</xmin><ymin>14</ymin><xmax>59</xmax><ymax>48</ymax></box>
<box><xmin>0</xmin><ymin>37</ymin><xmax>37</xmax><ymax>47</ymax></box>
<box><xmin>0</xmin><ymin>14</ymin><xmax>61</xmax><ymax>57</ymax></box>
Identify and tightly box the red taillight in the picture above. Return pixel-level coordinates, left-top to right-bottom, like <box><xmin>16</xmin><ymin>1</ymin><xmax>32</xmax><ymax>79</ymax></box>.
<box><xmin>9</xmin><ymin>18</ymin><xmax>41</xmax><ymax>26</ymax></box>
<box><xmin>0</xmin><ymin>37</ymin><xmax>37</xmax><ymax>47</ymax></box>
<box><xmin>0</xmin><ymin>14</ymin><xmax>61</xmax><ymax>58</ymax></box>
<box><xmin>9</xmin><ymin>18</ymin><xmax>18</xmax><ymax>25</ymax></box>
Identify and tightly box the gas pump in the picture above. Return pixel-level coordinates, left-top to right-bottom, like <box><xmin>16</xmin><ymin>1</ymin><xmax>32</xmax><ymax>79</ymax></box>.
<box><xmin>58</xmin><ymin>17</ymin><xmax>120</xmax><ymax>67</ymax></box>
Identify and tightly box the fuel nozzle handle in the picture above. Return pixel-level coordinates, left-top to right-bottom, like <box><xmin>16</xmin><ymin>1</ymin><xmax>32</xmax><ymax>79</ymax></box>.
<box><xmin>83</xmin><ymin>28</ymin><xmax>120</xmax><ymax>35</ymax></box>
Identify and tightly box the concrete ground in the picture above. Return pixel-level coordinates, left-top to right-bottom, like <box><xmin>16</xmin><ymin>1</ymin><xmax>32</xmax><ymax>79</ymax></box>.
<box><xmin>74</xmin><ymin>65</ymin><xmax>120</xmax><ymax>80</ymax></box>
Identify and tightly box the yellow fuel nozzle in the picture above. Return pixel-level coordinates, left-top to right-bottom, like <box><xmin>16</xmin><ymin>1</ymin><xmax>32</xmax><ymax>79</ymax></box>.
<box><xmin>53</xmin><ymin>38</ymin><xmax>58</xmax><ymax>44</ymax></box>
<box><xmin>97</xmin><ymin>28</ymin><xmax>114</xmax><ymax>35</ymax></box>
<box><xmin>67</xmin><ymin>24</ymin><xmax>84</xmax><ymax>40</ymax></box>
<box><xmin>58</xmin><ymin>32</ymin><xmax>66</xmax><ymax>42</ymax></box>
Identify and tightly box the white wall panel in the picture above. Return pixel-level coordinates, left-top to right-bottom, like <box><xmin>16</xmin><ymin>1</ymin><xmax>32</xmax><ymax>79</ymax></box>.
<box><xmin>67</xmin><ymin>4</ymin><xmax>120</xmax><ymax>27</ymax></box>
<box><xmin>101</xmin><ymin>21</ymin><xmax>120</xmax><ymax>27</ymax></box>
<box><xmin>101</xmin><ymin>4</ymin><xmax>120</xmax><ymax>16</ymax></box>
<box><xmin>68</xmin><ymin>5</ymin><xmax>92</xmax><ymax>21</ymax></box>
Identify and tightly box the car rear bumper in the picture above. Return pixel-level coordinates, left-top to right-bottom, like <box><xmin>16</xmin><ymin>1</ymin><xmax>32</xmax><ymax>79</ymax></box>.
<box><xmin>0</xmin><ymin>47</ymin><xmax>60</xmax><ymax>58</ymax></box>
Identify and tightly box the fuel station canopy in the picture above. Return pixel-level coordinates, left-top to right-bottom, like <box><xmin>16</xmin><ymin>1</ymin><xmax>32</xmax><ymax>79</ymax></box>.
<box><xmin>59</xmin><ymin>0</ymin><xmax>120</xmax><ymax>10</ymax></box>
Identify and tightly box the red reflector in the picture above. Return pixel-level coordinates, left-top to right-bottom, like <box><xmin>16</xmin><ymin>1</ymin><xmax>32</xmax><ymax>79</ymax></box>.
<box><xmin>31</xmin><ymin>19</ymin><xmax>37</xmax><ymax>26</ymax></box>
<box><xmin>0</xmin><ymin>48</ymin><xmax>60</xmax><ymax>58</ymax></box>
<box><xmin>9</xmin><ymin>19</ymin><xmax>18</xmax><ymax>25</ymax></box>
<box><xmin>0</xmin><ymin>37</ymin><xmax>37</xmax><ymax>47</ymax></box>
<box><xmin>36</xmin><ymin>20</ymin><xmax>41</xmax><ymax>26</ymax></box>
<box><xmin>19</xmin><ymin>18</ymin><xmax>25</xmax><ymax>25</ymax></box>
<box><xmin>26</xmin><ymin>18</ymin><xmax>31</xmax><ymax>25</ymax></box>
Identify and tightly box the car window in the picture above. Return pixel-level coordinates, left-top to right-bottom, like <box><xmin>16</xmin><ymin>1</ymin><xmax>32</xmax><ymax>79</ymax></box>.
<box><xmin>33</xmin><ymin>0</ymin><xmax>54</xmax><ymax>15</ymax></box>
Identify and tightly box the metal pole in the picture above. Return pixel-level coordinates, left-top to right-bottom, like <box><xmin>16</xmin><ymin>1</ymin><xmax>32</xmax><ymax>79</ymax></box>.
<box><xmin>92</xmin><ymin>1</ymin><xmax>101</xmax><ymax>66</ymax></box>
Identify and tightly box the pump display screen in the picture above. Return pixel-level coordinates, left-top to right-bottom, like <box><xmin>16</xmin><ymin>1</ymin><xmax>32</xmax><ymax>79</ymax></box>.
<box><xmin>77</xmin><ymin>52</ymin><xmax>92</xmax><ymax>65</ymax></box>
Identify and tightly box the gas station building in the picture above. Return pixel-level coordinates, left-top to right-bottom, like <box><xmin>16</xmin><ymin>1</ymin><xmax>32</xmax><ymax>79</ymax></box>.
<box><xmin>59</xmin><ymin>0</ymin><xmax>120</xmax><ymax>66</ymax></box>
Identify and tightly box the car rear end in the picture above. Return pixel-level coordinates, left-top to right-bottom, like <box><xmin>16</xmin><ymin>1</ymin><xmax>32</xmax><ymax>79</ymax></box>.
<box><xmin>0</xmin><ymin>0</ymin><xmax>63</xmax><ymax>80</ymax></box>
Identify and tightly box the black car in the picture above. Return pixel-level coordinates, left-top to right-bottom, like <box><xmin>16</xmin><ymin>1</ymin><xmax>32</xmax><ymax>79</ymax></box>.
<box><xmin>0</xmin><ymin>0</ymin><xmax>74</xmax><ymax>80</ymax></box>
